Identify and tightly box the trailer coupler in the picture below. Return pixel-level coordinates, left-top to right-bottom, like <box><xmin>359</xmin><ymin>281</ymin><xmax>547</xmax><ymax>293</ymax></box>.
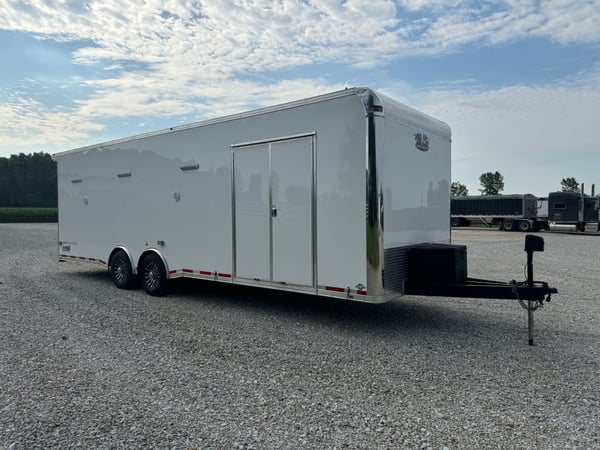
<box><xmin>404</xmin><ymin>235</ymin><xmax>557</xmax><ymax>345</ymax></box>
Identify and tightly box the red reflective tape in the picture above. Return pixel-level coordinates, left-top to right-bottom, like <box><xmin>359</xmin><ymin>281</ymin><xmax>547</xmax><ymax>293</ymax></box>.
<box><xmin>325</xmin><ymin>286</ymin><xmax>346</xmax><ymax>293</ymax></box>
<box><xmin>168</xmin><ymin>270</ymin><xmax>177</xmax><ymax>275</ymax></box>
<box><xmin>182</xmin><ymin>269</ymin><xmax>194</xmax><ymax>273</ymax></box>
<box><xmin>61</xmin><ymin>255</ymin><xmax>105</xmax><ymax>265</ymax></box>
<box><xmin>218</xmin><ymin>273</ymin><xmax>232</xmax><ymax>278</ymax></box>
<box><xmin>199</xmin><ymin>271</ymin><xmax>212</xmax><ymax>276</ymax></box>
<box><xmin>357</xmin><ymin>290</ymin><xmax>367</xmax><ymax>296</ymax></box>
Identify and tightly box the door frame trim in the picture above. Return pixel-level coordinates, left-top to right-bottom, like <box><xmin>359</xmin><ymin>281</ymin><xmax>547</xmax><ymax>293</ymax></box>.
<box><xmin>231</xmin><ymin>132</ymin><xmax>317</xmax><ymax>288</ymax></box>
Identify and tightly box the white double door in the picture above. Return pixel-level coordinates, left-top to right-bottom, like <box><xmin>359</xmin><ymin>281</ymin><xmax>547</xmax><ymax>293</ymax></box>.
<box><xmin>233</xmin><ymin>135</ymin><xmax>314</xmax><ymax>287</ymax></box>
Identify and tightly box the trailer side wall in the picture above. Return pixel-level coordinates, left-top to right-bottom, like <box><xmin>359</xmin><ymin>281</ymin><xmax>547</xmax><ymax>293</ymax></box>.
<box><xmin>58</xmin><ymin>92</ymin><xmax>369</xmax><ymax>294</ymax></box>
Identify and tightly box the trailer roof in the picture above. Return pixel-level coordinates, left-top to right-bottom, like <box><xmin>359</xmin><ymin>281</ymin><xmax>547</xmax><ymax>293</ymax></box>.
<box><xmin>54</xmin><ymin>86</ymin><xmax>449</xmax><ymax>157</ymax></box>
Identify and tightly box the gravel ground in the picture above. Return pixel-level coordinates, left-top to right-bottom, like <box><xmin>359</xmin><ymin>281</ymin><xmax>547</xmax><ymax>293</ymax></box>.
<box><xmin>1</xmin><ymin>223</ymin><xmax>598</xmax><ymax>449</ymax></box>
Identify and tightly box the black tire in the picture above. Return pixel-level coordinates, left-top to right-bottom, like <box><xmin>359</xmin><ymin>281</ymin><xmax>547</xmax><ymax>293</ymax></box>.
<box><xmin>450</xmin><ymin>217</ymin><xmax>462</xmax><ymax>227</ymax></box>
<box><xmin>502</xmin><ymin>220</ymin><xmax>515</xmax><ymax>232</ymax></box>
<box><xmin>140</xmin><ymin>253</ymin><xmax>168</xmax><ymax>296</ymax></box>
<box><xmin>109</xmin><ymin>250</ymin><xmax>135</xmax><ymax>289</ymax></box>
<box><xmin>518</xmin><ymin>220</ymin><xmax>532</xmax><ymax>232</ymax></box>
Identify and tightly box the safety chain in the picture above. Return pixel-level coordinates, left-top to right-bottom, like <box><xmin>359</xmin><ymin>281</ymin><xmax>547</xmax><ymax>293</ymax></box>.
<box><xmin>510</xmin><ymin>280</ymin><xmax>544</xmax><ymax>311</ymax></box>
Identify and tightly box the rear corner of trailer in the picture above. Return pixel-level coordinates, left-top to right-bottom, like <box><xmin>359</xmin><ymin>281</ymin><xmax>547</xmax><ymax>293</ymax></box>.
<box><xmin>54</xmin><ymin>147</ymin><xmax>104</xmax><ymax>264</ymax></box>
<box><xmin>376</xmin><ymin>90</ymin><xmax>452</xmax><ymax>297</ymax></box>
<box><xmin>54</xmin><ymin>149</ymin><xmax>75</xmax><ymax>260</ymax></box>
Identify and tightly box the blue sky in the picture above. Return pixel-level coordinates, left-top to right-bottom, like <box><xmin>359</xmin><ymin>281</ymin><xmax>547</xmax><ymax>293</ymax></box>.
<box><xmin>1</xmin><ymin>0</ymin><xmax>599</xmax><ymax>196</ymax></box>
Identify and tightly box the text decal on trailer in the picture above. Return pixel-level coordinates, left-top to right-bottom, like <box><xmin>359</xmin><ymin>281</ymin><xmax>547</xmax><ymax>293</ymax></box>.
<box><xmin>414</xmin><ymin>133</ymin><xmax>429</xmax><ymax>152</ymax></box>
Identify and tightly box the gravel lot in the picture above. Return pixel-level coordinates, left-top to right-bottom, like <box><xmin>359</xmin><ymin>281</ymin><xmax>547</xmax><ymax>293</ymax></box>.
<box><xmin>1</xmin><ymin>223</ymin><xmax>598</xmax><ymax>449</ymax></box>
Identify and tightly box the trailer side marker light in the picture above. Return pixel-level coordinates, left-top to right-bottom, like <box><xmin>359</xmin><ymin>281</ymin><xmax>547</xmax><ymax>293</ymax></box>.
<box><xmin>168</xmin><ymin>270</ymin><xmax>177</xmax><ymax>275</ymax></box>
<box><xmin>325</xmin><ymin>286</ymin><xmax>346</xmax><ymax>293</ymax></box>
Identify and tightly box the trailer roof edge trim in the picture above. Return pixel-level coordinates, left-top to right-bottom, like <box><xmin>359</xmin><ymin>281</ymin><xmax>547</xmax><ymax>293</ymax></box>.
<box><xmin>375</xmin><ymin>91</ymin><xmax>451</xmax><ymax>139</ymax></box>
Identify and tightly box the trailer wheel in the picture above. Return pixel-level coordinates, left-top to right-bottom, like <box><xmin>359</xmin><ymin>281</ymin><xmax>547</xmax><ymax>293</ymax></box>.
<box><xmin>140</xmin><ymin>253</ymin><xmax>168</xmax><ymax>296</ymax></box>
<box><xmin>518</xmin><ymin>220</ymin><xmax>532</xmax><ymax>232</ymax></box>
<box><xmin>502</xmin><ymin>220</ymin><xmax>515</xmax><ymax>232</ymax></box>
<box><xmin>451</xmin><ymin>218</ymin><xmax>462</xmax><ymax>227</ymax></box>
<box><xmin>109</xmin><ymin>250</ymin><xmax>135</xmax><ymax>289</ymax></box>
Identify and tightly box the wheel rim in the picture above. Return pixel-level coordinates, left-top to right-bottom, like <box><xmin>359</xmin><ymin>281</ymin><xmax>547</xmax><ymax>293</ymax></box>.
<box><xmin>112</xmin><ymin>257</ymin><xmax>128</xmax><ymax>283</ymax></box>
<box><xmin>143</xmin><ymin>261</ymin><xmax>160</xmax><ymax>290</ymax></box>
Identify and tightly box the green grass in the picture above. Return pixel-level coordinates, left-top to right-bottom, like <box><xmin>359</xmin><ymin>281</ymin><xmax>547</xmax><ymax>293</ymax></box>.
<box><xmin>0</xmin><ymin>207</ymin><xmax>58</xmax><ymax>223</ymax></box>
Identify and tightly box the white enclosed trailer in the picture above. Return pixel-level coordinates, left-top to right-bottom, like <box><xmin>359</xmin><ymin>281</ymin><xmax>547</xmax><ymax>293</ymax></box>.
<box><xmin>55</xmin><ymin>87</ymin><xmax>452</xmax><ymax>301</ymax></box>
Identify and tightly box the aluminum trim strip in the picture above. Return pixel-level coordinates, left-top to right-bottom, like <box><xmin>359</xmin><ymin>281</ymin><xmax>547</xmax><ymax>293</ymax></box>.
<box><xmin>231</xmin><ymin>131</ymin><xmax>317</xmax><ymax>149</ymax></box>
<box><xmin>268</xmin><ymin>142</ymin><xmax>274</xmax><ymax>282</ymax></box>
<box><xmin>311</xmin><ymin>134</ymin><xmax>318</xmax><ymax>289</ymax></box>
<box><xmin>363</xmin><ymin>91</ymin><xmax>385</xmax><ymax>297</ymax></box>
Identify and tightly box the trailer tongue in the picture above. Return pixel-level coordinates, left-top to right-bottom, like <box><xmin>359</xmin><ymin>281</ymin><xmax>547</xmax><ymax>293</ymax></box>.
<box><xmin>405</xmin><ymin>235</ymin><xmax>557</xmax><ymax>345</ymax></box>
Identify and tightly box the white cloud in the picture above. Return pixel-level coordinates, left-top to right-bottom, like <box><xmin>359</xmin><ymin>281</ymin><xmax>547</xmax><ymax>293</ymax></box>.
<box><xmin>0</xmin><ymin>0</ymin><xmax>599</xmax><ymax>158</ymax></box>
<box><xmin>0</xmin><ymin>96</ymin><xmax>104</xmax><ymax>150</ymax></box>
<box><xmin>1</xmin><ymin>2</ymin><xmax>597</xmax><ymax>80</ymax></box>
<box><xmin>535</xmin><ymin>0</ymin><xmax>600</xmax><ymax>44</ymax></box>
<box><xmin>396</xmin><ymin>0</ymin><xmax>600</xmax><ymax>48</ymax></box>
<box><xmin>381</xmin><ymin>66</ymin><xmax>600</xmax><ymax>194</ymax></box>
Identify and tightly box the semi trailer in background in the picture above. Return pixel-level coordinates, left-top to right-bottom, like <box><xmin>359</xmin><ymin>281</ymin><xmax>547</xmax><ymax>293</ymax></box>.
<box><xmin>451</xmin><ymin>185</ymin><xmax>599</xmax><ymax>232</ymax></box>
<box><xmin>450</xmin><ymin>194</ymin><xmax>544</xmax><ymax>232</ymax></box>
<box><xmin>55</xmin><ymin>86</ymin><xmax>556</xmax><ymax>344</ymax></box>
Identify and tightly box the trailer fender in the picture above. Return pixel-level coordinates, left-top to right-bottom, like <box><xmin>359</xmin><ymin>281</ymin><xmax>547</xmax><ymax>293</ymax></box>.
<box><xmin>137</xmin><ymin>249</ymin><xmax>170</xmax><ymax>277</ymax></box>
<box><xmin>108</xmin><ymin>246</ymin><xmax>136</xmax><ymax>274</ymax></box>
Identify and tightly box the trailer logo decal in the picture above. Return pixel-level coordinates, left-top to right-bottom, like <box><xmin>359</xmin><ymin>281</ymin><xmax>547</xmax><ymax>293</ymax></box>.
<box><xmin>414</xmin><ymin>133</ymin><xmax>429</xmax><ymax>152</ymax></box>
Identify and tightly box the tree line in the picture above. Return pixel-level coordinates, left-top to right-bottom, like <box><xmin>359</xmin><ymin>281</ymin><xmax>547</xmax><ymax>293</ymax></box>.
<box><xmin>0</xmin><ymin>153</ymin><xmax>57</xmax><ymax>207</ymax></box>
<box><xmin>451</xmin><ymin>173</ymin><xmax>584</xmax><ymax>197</ymax></box>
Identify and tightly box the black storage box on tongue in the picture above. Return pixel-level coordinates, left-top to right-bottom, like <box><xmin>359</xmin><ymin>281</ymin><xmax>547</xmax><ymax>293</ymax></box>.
<box><xmin>408</xmin><ymin>244</ymin><xmax>468</xmax><ymax>284</ymax></box>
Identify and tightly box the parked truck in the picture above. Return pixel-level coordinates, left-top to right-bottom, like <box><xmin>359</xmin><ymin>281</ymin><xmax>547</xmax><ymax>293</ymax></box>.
<box><xmin>547</xmin><ymin>188</ymin><xmax>600</xmax><ymax>232</ymax></box>
<box><xmin>55</xmin><ymin>87</ymin><xmax>556</xmax><ymax>343</ymax></box>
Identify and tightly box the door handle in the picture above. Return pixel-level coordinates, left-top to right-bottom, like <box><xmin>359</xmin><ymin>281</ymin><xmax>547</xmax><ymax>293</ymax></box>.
<box><xmin>271</xmin><ymin>206</ymin><xmax>278</xmax><ymax>217</ymax></box>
